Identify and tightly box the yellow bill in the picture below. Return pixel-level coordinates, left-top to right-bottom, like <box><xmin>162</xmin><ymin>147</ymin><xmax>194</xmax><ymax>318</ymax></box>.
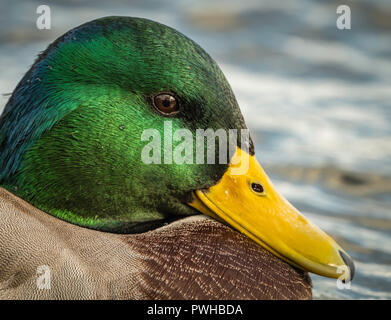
<box><xmin>189</xmin><ymin>147</ymin><xmax>354</xmax><ymax>281</ymax></box>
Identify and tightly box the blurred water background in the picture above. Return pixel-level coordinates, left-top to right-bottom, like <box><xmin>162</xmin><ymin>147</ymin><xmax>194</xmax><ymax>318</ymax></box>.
<box><xmin>0</xmin><ymin>0</ymin><xmax>390</xmax><ymax>299</ymax></box>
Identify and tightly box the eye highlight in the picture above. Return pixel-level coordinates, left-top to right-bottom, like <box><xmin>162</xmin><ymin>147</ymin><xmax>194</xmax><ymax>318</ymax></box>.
<box><xmin>152</xmin><ymin>93</ymin><xmax>180</xmax><ymax>116</ymax></box>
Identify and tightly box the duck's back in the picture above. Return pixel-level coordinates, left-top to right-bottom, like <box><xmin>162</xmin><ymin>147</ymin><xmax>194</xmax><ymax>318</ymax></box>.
<box><xmin>0</xmin><ymin>187</ymin><xmax>312</xmax><ymax>299</ymax></box>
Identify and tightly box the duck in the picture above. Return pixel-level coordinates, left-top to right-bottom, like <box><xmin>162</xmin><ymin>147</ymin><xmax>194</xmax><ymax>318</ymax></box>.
<box><xmin>0</xmin><ymin>16</ymin><xmax>354</xmax><ymax>300</ymax></box>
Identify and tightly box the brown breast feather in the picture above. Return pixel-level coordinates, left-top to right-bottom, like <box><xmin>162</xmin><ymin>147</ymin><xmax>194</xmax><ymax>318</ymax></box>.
<box><xmin>0</xmin><ymin>187</ymin><xmax>311</xmax><ymax>299</ymax></box>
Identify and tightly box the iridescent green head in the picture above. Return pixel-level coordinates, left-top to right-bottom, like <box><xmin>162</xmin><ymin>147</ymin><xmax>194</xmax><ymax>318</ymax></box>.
<box><xmin>0</xmin><ymin>16</ymin><xmax>249</xmax><ymax>232</ymax></box>
<box><xmin>0</xmin><ymin>17</ymin><xmax>355</xmax><ymax>281</ymax></box>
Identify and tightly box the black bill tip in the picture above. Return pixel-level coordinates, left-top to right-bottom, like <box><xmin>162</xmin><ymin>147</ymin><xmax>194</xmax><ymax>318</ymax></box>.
<box><xmin>339</xmin><ymin>250</ymin><xmax>355</xmax><ymax>281</ymax></box>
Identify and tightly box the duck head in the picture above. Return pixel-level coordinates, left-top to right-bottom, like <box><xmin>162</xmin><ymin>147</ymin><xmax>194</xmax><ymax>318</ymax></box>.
<box><xmin>0</xmin><ymin>17</ymin><xmax>354</xmax><ymax>281</ymax></box>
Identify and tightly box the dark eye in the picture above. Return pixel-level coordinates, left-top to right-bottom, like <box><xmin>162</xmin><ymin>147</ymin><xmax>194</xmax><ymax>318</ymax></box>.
<box><xmin>152</xmin><ymin>93</ymin><xmax>180</xmax><ymax>115</ymax></box>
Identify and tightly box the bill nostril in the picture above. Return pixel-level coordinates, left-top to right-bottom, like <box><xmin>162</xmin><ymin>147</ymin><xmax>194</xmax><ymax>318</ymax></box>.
<box><xmin>339</xmin><ymin>250</ymin><xmax>355</xmax><ymax>281</ymax></box>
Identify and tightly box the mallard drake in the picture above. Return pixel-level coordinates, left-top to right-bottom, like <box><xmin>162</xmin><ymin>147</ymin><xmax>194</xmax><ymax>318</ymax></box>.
<box><xmin>0</xmin><ymin>16</ymin><xmax>354</xmax><ymax>300</ymax></box>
